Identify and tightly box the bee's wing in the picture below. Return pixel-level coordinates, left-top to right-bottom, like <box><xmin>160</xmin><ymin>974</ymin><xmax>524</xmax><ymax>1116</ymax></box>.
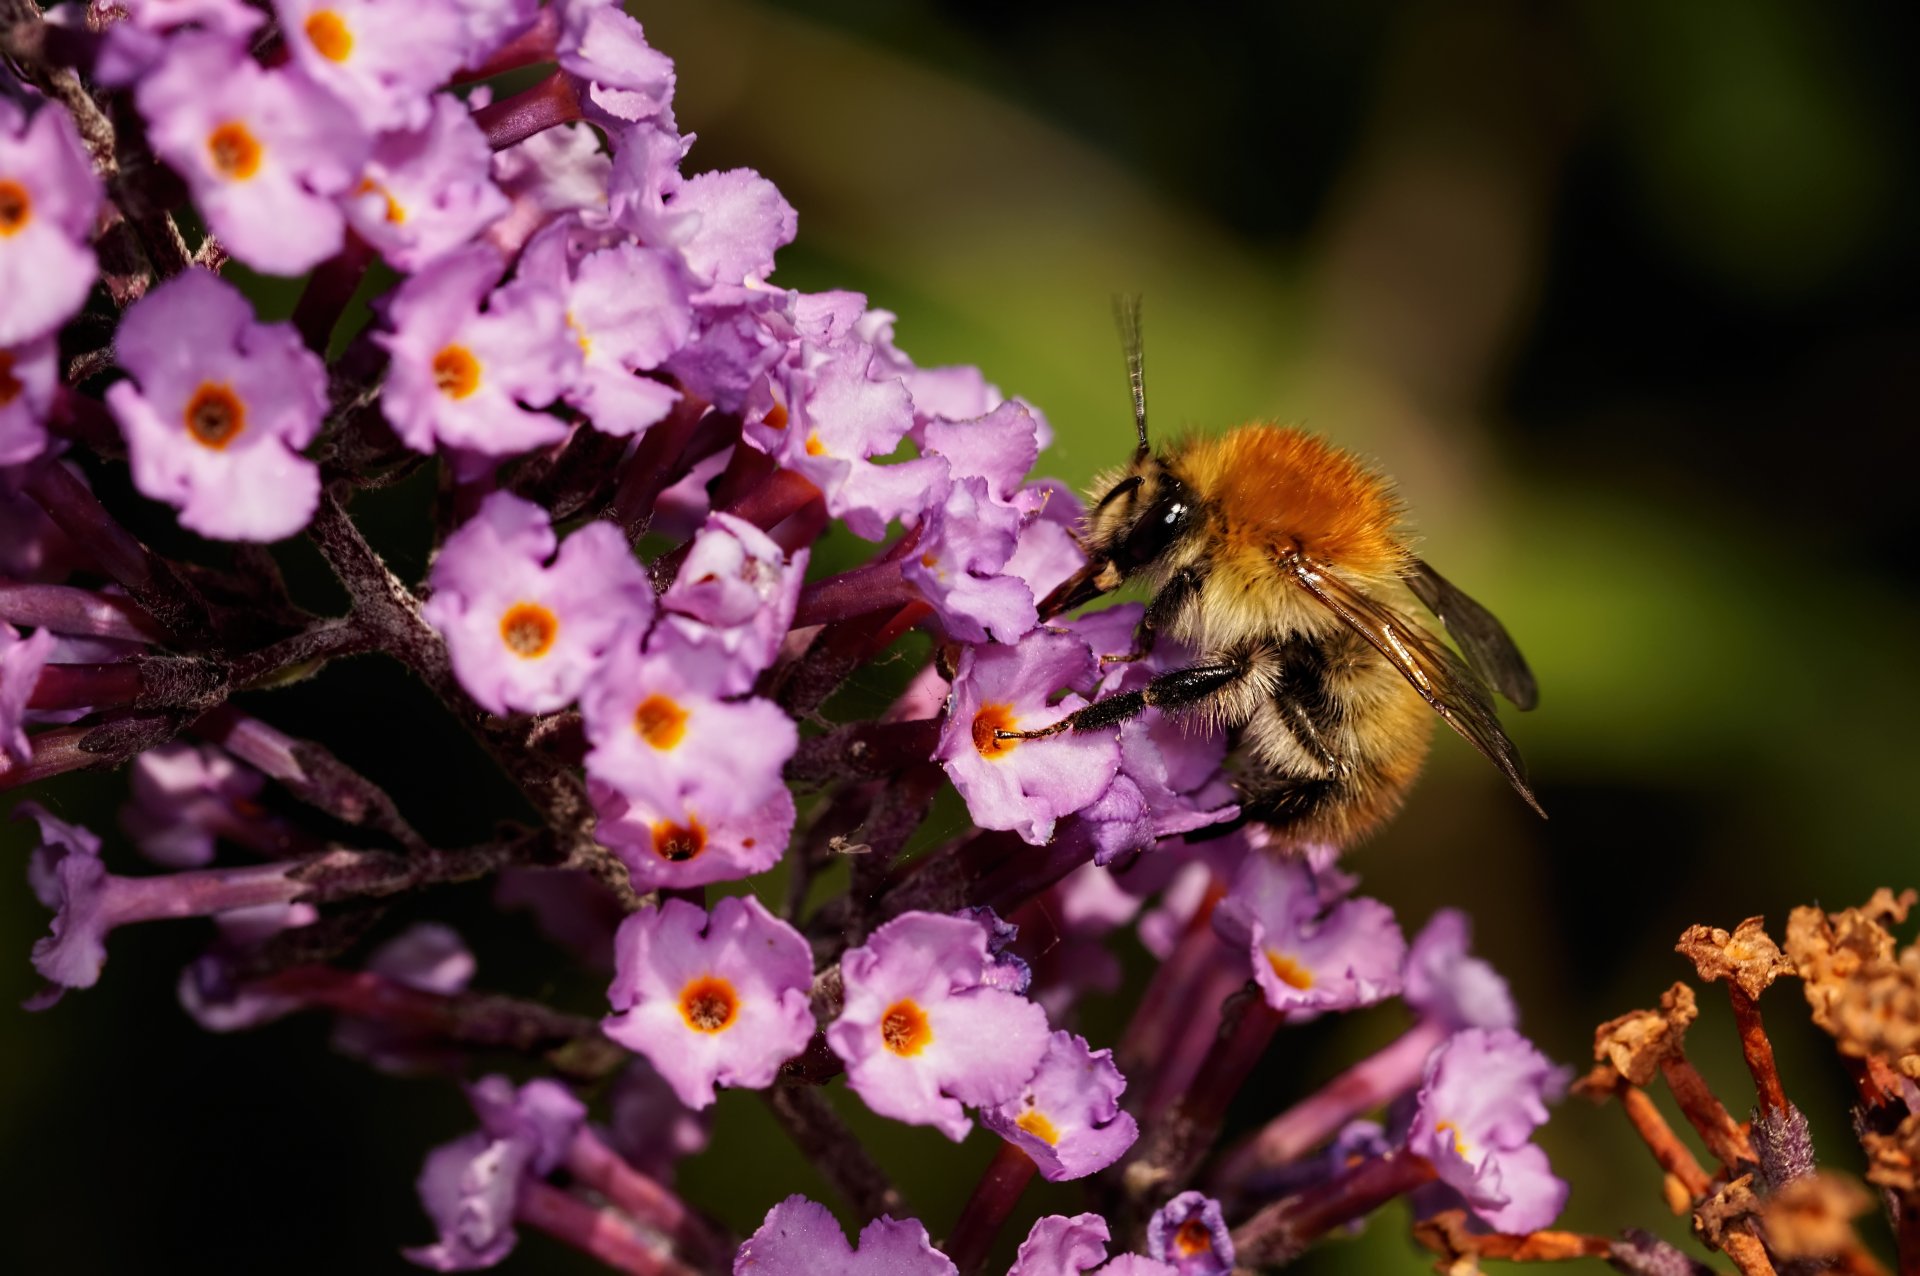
<box><xmin>1280</xmin><ymin>551</ymin><xmax>1547</xmax><ymax>818</ymax></box>
<box><xmin>1404</xmin><ymin>559</ymin><xmax>1539</xmax><ymax>710</ymax></box>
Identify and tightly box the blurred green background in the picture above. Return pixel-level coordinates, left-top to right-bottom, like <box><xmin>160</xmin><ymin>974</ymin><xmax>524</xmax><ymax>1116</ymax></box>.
<box><xmin>5</xmin><ymin>0</ymin><xmax>1919</xmax><ymax>1271</ymax></box>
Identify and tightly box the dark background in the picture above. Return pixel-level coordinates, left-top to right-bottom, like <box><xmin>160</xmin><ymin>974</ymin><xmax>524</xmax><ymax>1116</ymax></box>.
<box><xmin>4</xmin><ymin>1</ymin><xmax>1918</xmax><ymax>1271</ymax></box>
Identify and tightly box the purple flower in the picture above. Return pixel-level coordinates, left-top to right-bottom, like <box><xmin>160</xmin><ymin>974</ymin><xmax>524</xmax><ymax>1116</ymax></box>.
<box><xmin>518</xmin><ymin>221</ymin><xmax>691</xmax><ymax>435</ymax></box>
<box><xmin>902</xmin><ymin>472</ymin><xmax>1035</xmax><ymax>643</ymax></box>
<box><xmin>1</xmin><ymin>623</ymin><xmax>54</xmax><ymax>765</ymax></box>
<box><xmin>407</xmin><ymin>1075</ymin><xmax>586</xmax><ymax>1271</ymax></box>
<box><xmin>422</xmin><ymin>493</ymin><xmax>653</xmax><ymax>715</ymax></box>
<box><xmin>934</xmin><ymin>632</ymin><xmax>1121</xmax><ymax>846</ymax></box>
<box><xmin>604</xmin><ymin>1057</ymin><xmax>711</xmax><ymax>1184</ymax></box>
<box><xmin>981</xmin><ymin>1031</ymin><xmax>1138</xmax><ymax>1181</ymax></box>
<box><xmin>1010</xmin><ymin>1214</ymin><xmax>1111</xmax><ymax>1276</ymax></box>
<box><xmin>656</xmin><ymin>512</ymin><xmax>807</xmax><ymax>695</ymax></box>
<box><xmin>487</xmin><ymin>122</ymin><xmax>613</xmax><ymax>258</ymax></box>
<box><xmin>378</xmin><ymin>245</ymin><xmax>580</xmax><ymax>455</ymax></box>
<box><xmin>581</xmin><ymin>632</ymin><xmax>796</xmax><ymax>821</ymax></box>
<box><xmin>1404</xmin><ymin>908</ymin><xmax>1517</xmax><ymax>1031</ymax></box>
<box><xmin>1407</xmin><ymin>1027</ymin><xmax>1570</xmax><ymax>1233</ymax></box>
<box><xmin>827</xmin><ymin>911</ymin><xmax>1051</xmax><ymax>1141</ymax></box>
<box><xmin>734</xmin><ymin>1195</ymin><xmax>955</xmax><ymax>1276</ymax></box>
<box><xmin>0</xmin><ymin>100</ymin><xmax>101</xmax><ymax>346</ymax></box>
<box><xmin>274</xmin><ymin>0</ymin><xmax>468</xmax><ymax>132</ymax></box>
<box><xmin>921</xmin><ymin>400</ymin><xmax>1040</xmax><ymax>504</ymax></box>
<box><xmin>450</xmin><ymin>0</ymin><xmax>541</xmax><ymax>64</ymax></box>
<box><xmin>120</xmin><ymin>740</ymin><xmax>267</xmax><ymax>868</ymax></box>
<box><xmin>0</xmin><ymin>336</ymin><xmax>57</xmax><ymax>466</ymax></box>
<box><xmin>1145</xmin><ymin>1193</ymin><xmax>1233</xmax><ymax>1276</ymax></box>
<box><xmin>589</xmin><ymin>778</ymin><xmax>792</xmax><ymax>892</ymax></box>
<box><xmin>345</xmin><ymin>94</ymin><xmax>511</xmax><ymax>273</ymax></box>
<box><xmin>137</xmin><ymin>35</ymin><xmax>369</xmax><ymax>274</ymax></box>
<box><xmin>105</xmin><ymin>270</ymin><xmax>327</xmax><ymax>541</ymax></box>
<box><xmin>1214</xmin><ymin>853</ymin><xmax>1405</xmax><ymax>1016</ymax></box>
<box><xmin>603</xmin><ymin>896</ymin><xmax>814</xmax><ymax>1109</ymax></box>
<box><xmin>19</xmin><ymin>803</ymin><xmax>305</xmax><ymax>1006</ymax></box>
<box><xmin>557</xmin><ymin>0</ymin><xmax>677</xmax><ymax>129</ymax></box>
<box><xmin>1004</xmin><ymin>480</ymin><xmax>1088</xmax><ymax>604</ymax></box>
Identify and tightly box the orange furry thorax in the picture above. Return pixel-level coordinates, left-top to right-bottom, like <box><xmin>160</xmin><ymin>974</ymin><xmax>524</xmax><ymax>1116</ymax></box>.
<box><xmin>1174</xmin><ymin>425</ymin><xmax>1407</xmax><ymax>580</ymax></box>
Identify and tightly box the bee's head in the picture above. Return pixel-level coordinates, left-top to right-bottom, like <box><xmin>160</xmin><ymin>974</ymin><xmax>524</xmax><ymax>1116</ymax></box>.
<box><xmin>1038</xmin><ymin>296</ymin><xmax>1203</xmax><ymax>618</ymax></box>
<box><xmin>1039</xmin><ymin>454</ymin><xmax>1199</xmax><ymax>616</ymax></box>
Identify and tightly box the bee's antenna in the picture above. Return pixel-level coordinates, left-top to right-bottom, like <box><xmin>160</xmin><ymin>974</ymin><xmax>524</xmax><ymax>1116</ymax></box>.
<box><xmin>1113</xmin><ymin>294</ymin><xmax>1150</xmax><ymax>461</ymax></box>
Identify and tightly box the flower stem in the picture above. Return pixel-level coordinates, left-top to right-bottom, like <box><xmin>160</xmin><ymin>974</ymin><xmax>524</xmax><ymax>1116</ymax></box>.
<box><xmin>761</xmin><ymin>1083</ymin><xmax>903</xmax><ymax>1221</ymax></box>
<box><xmin>565</xmin><ymin>1127</ymin><xmax>731</xmax><ymax>1268</ymax></box>
<box><xmin>28</xmin><ymin>661</ymin><xmax>145</xmax><ymax>711</ymax></box>
<box><xmin>944</xmin><ymin>1142</ymin><xmax>1037</xmax><ymax>1275</ymax></box>
<box><xmin>291</xmin><ymin>232</ymin><xmax>375</xmax><ymax>355</ymax></box>
<box><xmin>1612</xmin><ymin>1077</ymin><xmax>1712</xmax><ymax>1200</ymax></box>
<box><xmin>1726</xmin><ymin>984</ymin><xmax>1789</xmax><ymax>1116</ymax></box>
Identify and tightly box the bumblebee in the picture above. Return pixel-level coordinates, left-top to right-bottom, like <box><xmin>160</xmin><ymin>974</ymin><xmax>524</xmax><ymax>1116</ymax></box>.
<box><xmin>1005</xmin><ymin>299</ymin><xmax>1543</xmax><ymax>847</ymax></box>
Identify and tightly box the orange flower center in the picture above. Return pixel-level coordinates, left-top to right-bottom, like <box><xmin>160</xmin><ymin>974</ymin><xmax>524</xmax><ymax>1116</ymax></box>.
<box><xmin>0</xmin><ymin>179</ymin><xmax>30</xmax><ymax>236</ymax></box>
<box><xmin>1174</xmin><ymin>1218</ymin><xmax>1214</xmax><ymax>1258</ymax></box>
<box><xmin>880</xmin><ymin>999</ymin><xmax>931</xmax><ymax>1056</ymax></box>
<box><xmin>762</xmin><ymin>403</ymin><xmax>788</xmax><ymax>430</ymax></box>
<box><xmin>206</xmin><ymin>121</ymin><xmax>263</xmax><ymax>180</ymax></box>
<box><xmin>1265</xmin><ymin>951</ymin><xmax>1314</xmax><ymax>990</ymax></box>
<box><xmin>182</xmin><ymin>383</ymin><xmax>246</xmax><ymax>449</ymax></box>
<box><xmin>651</xmin><ymin>817</ymin><xmax>706</xmax><ymax>862</ymax></box>
<box><xmin>633</xmin><ymin>694</ymin><xmax>688</xmax><ymax>749</ymax></box>
<box><xmin>971</xmin><ymin>703</ymin><xmax>1018</xmax><ymax>758</ymax></box>
<box><xmin>0</xmin><ymin>352</ymin><xmax>21</xmax><ymax>406</ymax></box>
<box><xmin>1015</xmin><ymin>1109</ymin><xmax>1060</xmax><ymax>1145</ymax></box>
<box><xmin>432</xmin><ymin>345</ymin><xmax>481</xmax><ymax>399</ymax></box>
<box><xmin>497</xmin><ymin>602</ymin><xmax>558</xmax><ymax>658</ymax></box>
<box><xmin>1435</xmin><ymin>1119</ymin><xmax>1469</xmax><ymax>1158</ymax></box>
<box><xmin>678</xmin><ymin>975</ymin><xmax>739</xmax><ymax>1033</ymax></box>
<box><xmin>304</xmin><ymin>10</ymin><xmax>354</xmax><ymax>61</ymax></box>
<box><xmin>355</xmin><ymin>177</ymin><xmax>405</xmax><ymax>224</ymax></box>
<box><xmin>804</xmin><ymin>432</ymin><xmax>826</xmax><ymax>456</ymax></box>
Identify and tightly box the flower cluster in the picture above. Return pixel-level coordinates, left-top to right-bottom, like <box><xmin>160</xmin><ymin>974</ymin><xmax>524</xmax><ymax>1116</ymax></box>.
<box><xmin>0</xmin><ymin>3</ymin><xmax>1628</xmax><ymax>1274</ymax></box>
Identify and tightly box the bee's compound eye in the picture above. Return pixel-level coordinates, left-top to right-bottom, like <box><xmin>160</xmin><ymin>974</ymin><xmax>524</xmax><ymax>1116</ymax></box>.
<box><xmin>1120</xmin><ymin>484</ymin><xmax>1192</xmax><ymax>568</ymax></box>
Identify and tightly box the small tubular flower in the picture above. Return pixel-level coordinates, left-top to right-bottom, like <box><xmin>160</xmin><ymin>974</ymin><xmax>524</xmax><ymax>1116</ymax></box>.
<box><xmin>0</xmin><ymin>100</ymin><xmax>102</xmax><ymax>346</ymax></box>
<box><xmin>934</xmin><ymin>632</ymin><xmax>1121</xmax><ymax>846</ymax></box>
<box><xmin>1404</xmin><ymin>908</ymin><xmax>1517</xmax><ymax>1031</ymax></box>
<box><xmin>104</xmin><ymin>269</ymin><xmax>327</xmax><ymax>541</ymax></box>
<box><xmin>120</xmin><ymin>740</ymin><xmax>268</xmax><ymax>868</ymax></box>
<box><xmin>590</xmin><ymin>780</ymin><xmax>792</xmax><ymax>892</ymax></box>
<box><xmin>1215</xmin><ymin>853</ymin><xmax>1406</xmax><ymax>1016</ymax></box>
<box><xmin>656</xmin><ymin>512</ymin><xmax>807</xmax><ymax>695</ymax></box>
<box><xmin>602</xmin><ymin>896</ymin><xmax>815</xmax><ymax>1109</ymax></box>
<box><xmin>345</xmin><ymin>94</ymin><xmax>511</xmax><ymax>273</ymax></box>
<box><xmin>136</xmin><ymin>36</ymin><xmax>369</xmax><ymax>275</ymax></box>
<box><xmin>274</xmin><ymin>0</ymin><xmax>469</xmax><ymax>132</ymax></box>
<box><xmin>422</xmin><ymin>492</ymin><xmax>653</xmax><ymax>715</ymax></box>
<box><xmin>378</xmin><ymin>244</ymin><xmax>581</xmax><ymax>456</ymax></box>
<box><xmin>1</xmin><ymin>623</ymin><xmax>54</xmax><ymax>764</ymax></box>
<box><xmin>1145</xmin><ymin>1193</ymin><xmax>1234</xmax><ymax>1276</ymax></box>
<box><xmin>0</xmin><ymin>336</ymin><xmax>57</xmax><ymax>466</ymax></box>
<box><xmin>827</xmin><ymin>911</ymin><xmax>1051</xmax><ymax>1141</ymax></box>
<box><xmin>1407</xmin><ymin>1027</ymin><xmax>1570</xmax><ymax>1233</ymax></box>
<box><xmin>980</xmin><ymin>1031</ymin><xmax>1138</xmax><ymax>1181</ymax></box>
<box><xmin>556</xmin><ymin>0</ymin><xmax>677</xmax><ymax>129</ymax></box>
<box><xmin>734</xmin><ymin>1195</ymin><xmax>956</xmax><ymax>1276</ymax></box>
<box><xmin>1010</xmin><ymin>1214</ymin><xmax>1112</xmax><ymax>1276</ymax></box>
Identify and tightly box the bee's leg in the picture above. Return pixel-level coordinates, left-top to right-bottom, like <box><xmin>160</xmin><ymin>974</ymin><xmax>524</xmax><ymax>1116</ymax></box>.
<box><xmin>1100</xmin><ymin>567</ymin><xmax>1203</xmax><ymax>665</ymax></box>
<box><xmin>999</xmin><ymin>656</ymin><xmax>1247</xmax><ymax>740</ymax></box>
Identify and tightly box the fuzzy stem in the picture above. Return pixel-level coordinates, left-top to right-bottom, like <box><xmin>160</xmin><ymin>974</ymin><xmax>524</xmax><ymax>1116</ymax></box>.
<box><xmin>761</xmin><ymin>1083</ymin><xmax>903</xmax><ymax>1221</ymax></box>
<box><xmin>515</xmin><ymin>1180</ymin><xmax>698</xmax><ymax>1276</ymax></box>
<box><xmin>254</xmin><ymin>964</ymin><xmax>605</xmax><ymax>1056</ymax></box>
<box><xmin>944</xmin><ymin>1143</ymin><xmax>1038</xmax><ymax>1275</ymax></box>
<box><xmin>475</xmin><ymin>69</ymin><xmax>584</xmax><ymax>151</ymax></box>
<box><xmin>27</xmin><ymin>661</ymin><xmax>145</xmax><ymax>711</ymax></box>
<box><xmin>1230</xmin><ymin>1151</ymin><xmax>1438</xmax><ymax>1267</ymax></box>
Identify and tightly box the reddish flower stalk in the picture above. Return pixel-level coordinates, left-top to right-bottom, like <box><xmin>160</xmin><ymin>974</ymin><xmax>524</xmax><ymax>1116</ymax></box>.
<box><xmin>1116</xmin><ymin>880</ymin><xmax>1226</xmax><ymax>1079</ymax></box>
<box><xmin>456</xmin><ymin>6</ymin><xmax>561</xmax><ymax>81</ymax></box>
<box><xmin>0</xmin><ymin>580</ymin><xmax>162</xmax><ymax>642</ymax></box>
<box><xmin>1726</xmin><ymin>984</ymin><xmax>1790</xmax><ymax>1116</ymax></box>
<box><xmin>27</xmin><ymin>660</ymin><xmax>145</xmax><ymax>711</ymax></box>
<box><xmin>253</xmin><ymin>965</ymin><xmax>603</xmax><ymax>1055</ymax></box>
<box><xmin>605</xmin><ymin>397</ymin><xmax>718</xmax><ymax>538</ymax></box>
<box><xmin>291</xmin><ymin>232</ymin><xmax>376</xmax><ymax>354</ymax></box>
<box><xmin>1231</xmin><ymin>1151</ymin><xmax>1438</xmax><ymax>1267</ymax></box>
<box><xmin>564</xmin><ymin>1127</ymin><xmax>729</xmax><ymax>1267</ymax></box>
<box><xmin>475</xmin><ymin>70</ymin><xmax>583</xmax><ymax>152</ymax></box>
<box><xmin>1613</xmin><ymin>1079</ymin><xmax>1712</xmax><ymax>1200</ymax></box>
<box><xmin>515</xmin><ymin>1179</ymin><xmax>698</xmax><ymax>1276</ymax></box>
<box><xmin>943</xmin><ymin>1142</ymin><xmax>1039</xmax><ymax>1275</ymax></box>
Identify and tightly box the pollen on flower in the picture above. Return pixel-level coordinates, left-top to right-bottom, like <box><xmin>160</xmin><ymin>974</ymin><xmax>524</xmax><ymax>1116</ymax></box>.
<box><xmin>804</xmin><ymin>432</ymin><xmax>826</xmax><ymax>456</ymax></box>
<box><xmin>880</xmin><ymin>999</ymin><xmax>932</xmax><ymax>1056</ymax></box>
<box><xmin>497</xmin><ymin>602</ymin><xmax>558</xmax><ymax>658</ymax></box>
<box><xmin>356</xmin><ymin>178</ymin><xmax>405</xmax><ymax>225</ymax></box>
<box><xmin>304</xmin><ymin>10</ymin><xmax>355</xmax><ymax>62</ymax></box>
<box><xmin>678</xmin><ymin>975</ymin><xmax>739</xmax><ymax>1033</ymax></box>
<box><xmin>971</xmin><ymin>703</ymin><xmax>1019</xmax><ymax>759</ymax></box>
<box><xmin>633</xmin><ymin>694</ymin><xmax>689</xmax><ymax>749</ymax></box>
<box><xmin>205</xmin><ymin>122</ymin><xmax>264</xmax><ymax>180</ymax></box>
<box><xmin>920</xmin><ymin>552</ymin><xmax>939</xmax><ymax>569</ymax></box>
<box><xmin>0</xmin><ymin>352</ymin><xmax>20</xmax><ymax>405</ymax></box>
<box><xmin>1266</xmin><ymin>951</ymin><xmax>1315</xmax><ymax>990</ymax></box>
<box><xmin>1015</xmin><ymin>1108</ymin><xmax>1061</xmax><ymax>1145</ymax></box>
<box><xmin>432</xmin><ymin>345</ymin><xmax>482</xmax><ymax>399</ymax></box>
<box><xmin>183</xmin><ymin>383</ymin><xmax>247</xmax><ymax>449</ymax></box>
<box><xmin>0</xmin><ymin>179</ymin><xmax>30</xmax><ymax>236</ymax></box>
<box><xmin>566</xmin><ymin>313</ymin><xmax>592</xmax><ymax>357</ymax></box>
<box><xmin>762</xmin><ymin>403</ymin><xmax>788</xmax><ymax>430</ymax></box>
<box><xmin>651</xmin><ymin>817</ymin><xmax>707</xmax><ymax>862</ymax></box>
<box><xmin>1435</xmin><ymin>1118</ymin><xmax>1469</xmax><ymax>1158</ymax></box>
<box><xmin>1174</xmin><ymin>1218</ymin><xmax>1214</xmax><ymax>1258</ymax></box>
